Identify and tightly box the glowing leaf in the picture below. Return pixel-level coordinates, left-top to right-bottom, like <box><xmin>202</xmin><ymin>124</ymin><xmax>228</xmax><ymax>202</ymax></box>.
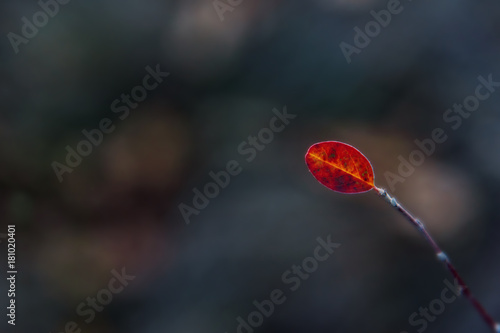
<box><xmin>305</xmin><ymin>141</ymin><xmax>374</xmax><ymax>194</ymax></box>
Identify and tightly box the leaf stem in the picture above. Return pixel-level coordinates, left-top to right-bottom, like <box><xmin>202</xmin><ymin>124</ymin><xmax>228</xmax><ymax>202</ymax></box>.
<box><xmin>373</xmin><ymin>186</ymin><xmax>500</xmax><ymax>333</ymax></box>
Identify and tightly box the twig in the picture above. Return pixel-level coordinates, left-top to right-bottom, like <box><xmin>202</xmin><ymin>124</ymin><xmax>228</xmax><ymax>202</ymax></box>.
<box><xmin>373</xmin><ymin>186</ymin><xmax>500</xmax><ymax>333</ymax></box>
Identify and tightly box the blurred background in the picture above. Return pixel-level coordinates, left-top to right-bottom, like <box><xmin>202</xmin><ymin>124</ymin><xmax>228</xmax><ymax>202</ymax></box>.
<box><xmin>1</xmin><ymin>0</ymin><xmax>500</xmax><ymax>332</ymax></box>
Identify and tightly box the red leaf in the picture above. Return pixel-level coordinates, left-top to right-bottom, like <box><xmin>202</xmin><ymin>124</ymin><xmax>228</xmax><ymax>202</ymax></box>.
<box><xmin>305</xmin><ymin>141</ymin><xmax>375</xmax><ymax>194</ymax></box>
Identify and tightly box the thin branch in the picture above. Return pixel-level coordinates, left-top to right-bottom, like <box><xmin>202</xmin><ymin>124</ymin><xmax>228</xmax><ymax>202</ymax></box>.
<box><xmin>373</xmin><ymin>186</ymin><xmax>500</xmax><ymax>333</ymax></box>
